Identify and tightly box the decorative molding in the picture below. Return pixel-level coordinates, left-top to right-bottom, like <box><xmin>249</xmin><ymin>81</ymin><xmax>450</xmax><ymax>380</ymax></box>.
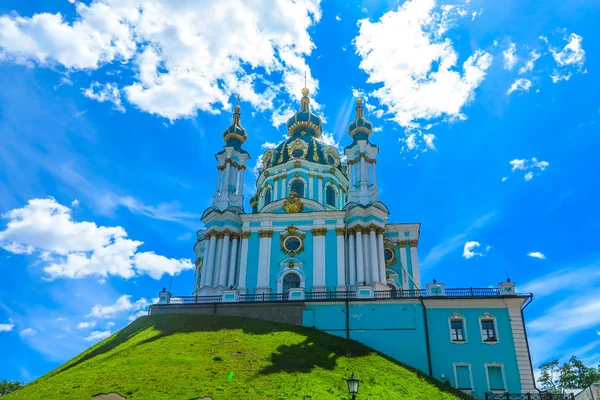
<box><xmin>312</xmin><ymin>138</ymin><xmax>319</xmax><ymax>162</ymax></box>
<box><xmin>308</xmin><ymin>172</ymin><xmax>315</xmax><ymax>177</ymax></box>
<box><xmin>241</xmin><ymin>231</ymin><xmax>251</xmax><ymax>239</ymax></box>
<box><xmin>294</xmin><ymin>161</ymin><xmax>301</xmax><ymax>168</ymax></box>
<box><xmin>376</xmin><ymin>227</ymin><xmax>385</xmax><ymax>235</ymax></box>
<box><xmin>294</xmin><ymin>172</ymin><xmax>301</xmax><ymax>178</ymax></box>
<box><xmin>273</xmin><ymin>176</ymin><xmax>279</xmax><ymax>182</ymax></box>
<box><xmin>347</xmin><ymin>227</ymin><xmax>356</xmax><ymax>235</ymax></box>
<box><xmin>264</xmin><ymin>171</ymin><xmax>270</xmax><ymax>177</ymax></box>
<box><xmin>335</xmin><ymin>228</ymin><xmax>345</xmax><ymax>236</ymax></box>
<box><xmin>283</xmin><ymin>192</ymin><xmax>304</xmax><ymax>213</ymax></box>
<box><xmin>317</xmin><ymin>174</ymin><xmax>323</xmax><ymax>180</ymax></box>
<box><xmin>281</xmin><ymin>173</ymin><xmax>288</xmax><ymax>179</ymax></box>
<box><xmin>368</xmin><ymin>224</ymin><xmax>378</xmax><ymax>232</ymax></box>
<box><xmin>279</xmin><ymin>225</ymin><xmax>306</xmax><ymax>257</ymax></box>
<box><xmin>257</xmin><ymin>230</ymin><xmax>274</xmax><ymax>238</ymax></box>
<box><xmin>195</xmin><ymin>257</ymin><xmax>203</xmax><ymax>267</ymax></box>
<box><xmin>329</xmin><ymin>168</ymin><xmax>336</xmax><ymax>174</ymax></box>
<box><xmin>398</xmin><ymin>239</ymin><xmax>418</xmax><ymax>247</ymax></box>
<box><xmin>311</xmin><ymin>227</ymin><xmax>327</xmax><ymax>236</ymax></box>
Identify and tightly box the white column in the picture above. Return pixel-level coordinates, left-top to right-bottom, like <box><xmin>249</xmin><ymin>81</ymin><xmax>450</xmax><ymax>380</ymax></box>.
<box><xmin>312</xmin><ymin>229</ymin><xmax>326</xmax><ymax>291</ymax></box>
<box><xmin>348</xmin><ymin>232</ymin><xmax>356</xmax><ymax>285</ymax></box>
<box><xmin>369</xmin><ymin>229</ymin><xmax>379</xmax><ymax>284</ymax></box>
<box><xmin>399</xmin><ymin>244</ymin><xmax>408</xmax><ymax>288</ymax></box>
<box><xmin>216</xmin><ymin>169</ymin><xmax>223</xmax><ymax>193</ymax></box>
<box><xmin>308</xmin><ymin>173</ymin><xmax>314</xmax><ymax>200</ymax></box>
<box><xmin>200</xmin><ymin>237</ymin><xmax>211</xmax><ymax>287</ymax></box>
<box><xmin>410</xmin><ymin>245</ymin><xmax>421</xmax><ymax>289</ymax></box>
<box><xmin>237</xmin><ymin>233</ymin><xmax>249</xmax><ymax>292</ymax></box>
<box><xmin>355</xmin><ymin>229</ymin><xmax>364</xmax><ymax>284</ymax></box>
<box><xmin>257</xmin><ymin>231</ymin><xmax>272</xmax><ymax>290</ymax></box>
<box><xmin>204</xmin><ymin>235</ymin><xmax>218</xmax><ymax>287</ymax></box>
<box><xmin>372</xmin><ymin>162</ymin><xmax>377</xmax><ymax>187</ymax></box>
<box><xmin>317</xmin><ymin>176</ymin><xmax>323</xmax><ymax>203</ymax></box>
<box><xmin>217</xmin><ymin>234</ymin><xmax>230</xmax><ymax>286</ymax></box>
<box><xmin>281</xmin><ymin>175</ymin><xmax>287</xmax><ymax>198</ymax></box>
<box><xmin>362</xmin><ymin>230</ymin><xmax>370</xmax><ymax>283</ymax></box>
<box><xmin>227</xmin><ymin>236</ymin><xmax>239</xmax><ymax>287</ymax></box>
<box><xmin>336</xmin><ymin>230</ymin><xmax>346</xmax><ymax>290</ymax></box>
<box><xmin>237</xmin><ymin>168</ymin><xmax>244</xmax><ymax>195</ymax></box>
<box><xmin>347</xmin><ymin>163</ymin><xmax>353</xmax><ymax>189</ymax></box>
<box><xmin>273</xmin><ymin>179</ymin><xmax>278</xmax><ymax>201</ymax></box>
<box><xmin>223</xmin><ymin>164</ymin><xmax>231</xmax><ymax>193</ymax></box>
<box><xmin>377</xmin><ymin>232</ymin><xmax>386</xmax><ymax>284</ymax></box>
<box><xmin>360</xmin><ymin>158</ymin><xmax>367</xmax><ymax>189</ymax></box>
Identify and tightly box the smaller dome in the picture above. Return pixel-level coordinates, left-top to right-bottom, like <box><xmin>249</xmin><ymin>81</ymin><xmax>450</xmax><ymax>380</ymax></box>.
<box><xmin>348</xmin><ymin>98</ymin><xmax>373</xmax><ymax>140</ymax></box>
<box><xmin>286</xmin><ymin>88</ymin><xmax>323</xmax><ymax>138</ymax></box>
<box><xmin>223</xmin><ymin>105</ymin><xmax>247</xmax><ymax>148</ymax></box>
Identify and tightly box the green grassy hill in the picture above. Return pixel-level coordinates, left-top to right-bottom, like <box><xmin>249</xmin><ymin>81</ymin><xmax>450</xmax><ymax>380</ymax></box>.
<box><xmin>8</xmin><ymin>314</ymin><xmax>473</xmax><ymax>400</ymax></box>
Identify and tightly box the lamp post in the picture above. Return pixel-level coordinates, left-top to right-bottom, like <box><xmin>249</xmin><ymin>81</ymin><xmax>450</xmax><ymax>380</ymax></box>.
<box><xmin>347</xmin><ymin>373</ymin><xmax>359</xmax><ymax>400</ymax></box>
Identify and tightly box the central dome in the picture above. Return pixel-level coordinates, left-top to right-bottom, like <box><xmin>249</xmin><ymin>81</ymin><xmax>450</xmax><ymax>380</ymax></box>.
<box><xmin>286</xmin><ymin>88</ymin><xmax>323</xmax><ymax>138</ymax></box>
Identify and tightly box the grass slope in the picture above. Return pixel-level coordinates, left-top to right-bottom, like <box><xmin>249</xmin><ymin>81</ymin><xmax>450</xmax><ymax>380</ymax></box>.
<box><xmin>8</xmin><ymin>314</ymin><xmax>473</xmax><ymax>400</ymax></box>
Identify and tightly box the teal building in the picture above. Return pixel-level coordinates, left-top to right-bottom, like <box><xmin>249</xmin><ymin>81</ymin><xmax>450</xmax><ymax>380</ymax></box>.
<box><xmin>179</xmin><ymin>88</ymin><xmax>537</xmax><ymax>398</ymax></box>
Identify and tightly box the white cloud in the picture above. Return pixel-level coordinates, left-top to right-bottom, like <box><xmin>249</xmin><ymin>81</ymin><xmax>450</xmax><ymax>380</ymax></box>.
<box><xmin>107</xmin><ymin>322</ymin><xmax>115</xmax><ymax>327</ymax></box>
<box><xmin>501</xmin><ymin>176</ymin><xmax>508</xmax><ymax>182</ymax></box>
<box><xmin>82</xmin><ymin>81</ymin><xmax>125</xmax><ymax>112</ymax></box>
<box><xmin>508</xmin><ymin>157</ymin><xmax>549</xmax><ymax>181</ymax></box>
<box><xmin>527</xmin><ymin>251</ymin><xmax>546</xmax><ymax>260</ymax></box>
<box><xmin>507</xmin><ymin>78</ymin><xmax>532</xmax><ymax>95</ymax></box>
<box><xmin>550</xmin><ymin>70</ymin><xmax>572</xmax><ymax>83</ymax></box>
<box><xmin>0</xmin><ymin>0</ymin><xmax>322</xmax><ymax>123</ymax></box>
<box><xmin>77</xmin><ymin>321</ymin><xmax>96</xmax><ymax>329</ymax></box>
<box><xmin>550</xmin><ymin>33</ymin><xmax>585</xmax><ymax>69</ymax></box>
<box><xmin>20</xmin><ymin>327</ymin><xmax>36</xmax><ymax>336</ymax></box>
<box><xmin>462</xmin><ymin>241</ymin><xmax>483</xmax><ymax>259</ymax></box>
<box><xmin>503</xmin><ymin>42</ymin><xmax>518</xmax><ymax>70</ymax></box>
<box><xmin>335</xmin><ymin>15</ymin><xmax>341</xmax><ymax>21</ymax></box>
<box><xmin>128</xmin><ymin>309</ymin><xmax>148</xmax><ymax>321</ymax></box>
<box><xmin>88</xmin><ymin>295</ymin><xmax>152</xmax><ymax>319</ymax></box>
<box><xmin>354</xmin><ymin>0</ymin><xmax>492</xmax><ymax>131</ymax></box>
<box><xmin>529</xmin><ymin>294</ymin><xmax>600</xmax><ymax>334</ymax></box>
<box><xmin>85</xmin><ymin>330</ymin><xmax>111</xmax><ymax>342</ymax></box>
<box><xmin>520</xmin><ymin>263</ymin><xmax>600</xmax><ymax>297</ymax></box>
<box><xmin>0</xmin><ymin>197</ymin><xmax>193</xmax><ymax>280</ymax></box>
<box><xmin>422</xmin><ymin>133</ymin><xmax>436</xmax><ymax>150</ymax></box>
<box><xmin>518</xmin><ymin>50</ymin><xmax>541</xmax><ymax>75</ymax></box>
<box><xmin>485</xmin><ymin>245</ymin><xmax>493</xmax><ymax>252</ymax></box>
<box><xmin>373</xmin><ymin>126</ymin><xmax>383</xmax><ymax>132</ymax></box>
<box><xmin>0</xmin><ymin>319</ymin><xmax>14</xmax><ymax>332</ymax></box>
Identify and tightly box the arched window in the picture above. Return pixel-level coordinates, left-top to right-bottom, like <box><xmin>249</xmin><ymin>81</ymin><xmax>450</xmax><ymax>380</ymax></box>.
<box><xmin>283</xmin><ymin>273</ymin><xmax>300</xmax><ymax>296</ymax></box>
<box><xmin>325</xmin><ymin>186</ymin><xmax>336</xmax><ymax>207</ymax></box>
<box><xmin>290</xmin><ymin>180</ymin><xmax>304</xmax><ymax>198</ymax></box>
<box><xmin>264</xmin><ymin>188</ymin><xmax>272</xmax><ymax>206</ymax></box>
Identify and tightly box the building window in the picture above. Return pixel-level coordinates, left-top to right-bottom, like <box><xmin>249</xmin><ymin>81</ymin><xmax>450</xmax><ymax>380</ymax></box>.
<box><xmin>325</xmin><ymin>186</ymin><xmax>336</xmax><ymax>206</ymax></box>
<box><xmin>292</xmin><ymin>148</ymin><xmax>305</xmax><ymax>158</ymax></box>
<box><xmin>283</xmin><ymin>236</ymin><xmax>302</xmax><ymax>252</ymax></box>
<box><xmin>481</xmin><ymin>318</ymin><xmax>497</xmax><ymax>343</ymax></box>
<box><xmin>454</xmin><ymin>364</ymin><xmax>473</xmax><ymax>391</ymax></box>
<box><xmin>486</xmin><ymin>365</ymin><xmax>505</xmax><ymax>391</ymax></box>
<box><xmin>290</xmin><ymin>180</ymin><xmax>304</xmax><ymax>198</ymax></box>
<box><xmin>264</xmin><ymin>188</ymin><xmax>272</xmax><ymax>206</ymax></box>
<box><xmin>450</xmin><ymin>319</ymin><xmax>466</xmax><ymax>342</ymax></box>
<box><xmin>283</xmin><ymin>273</ymin><xmax>301</xmax><ymax>296</ymax></box>
<box><xmin>384</xmin><ymin>248</ymin><xmax>395</xmax><ymax>263</ymax></box>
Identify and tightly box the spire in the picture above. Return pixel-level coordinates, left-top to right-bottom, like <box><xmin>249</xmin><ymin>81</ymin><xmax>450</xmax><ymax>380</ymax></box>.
<box><xmin>355</xmin><ymin>98</ymin><xmax>364</xmax><ymax>119</ymax></box>
<box><xmin>222</xmin><ymin>94</ymin><xmax>247</xmax><ymax>148</ymax></box>
<box><xmin>347</xmin><ymin>96</ymin><xmax>373</xmax><ymax>140</ymax></box>
<box><xmin>301</xmin><ymin>87</ymin><xmax>310</xmax><ymax>111</ymax></box>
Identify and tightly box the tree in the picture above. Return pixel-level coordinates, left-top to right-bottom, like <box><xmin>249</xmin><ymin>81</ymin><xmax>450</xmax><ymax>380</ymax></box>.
<box><xmin>0</xmin><ymin>379</ymin><xmax>23</xmax><ymax>395</ymax></box>
<box><xmin>537</xmin><ymin>356</ymin><xmax>600</xmax><ymax>393</ymax></box>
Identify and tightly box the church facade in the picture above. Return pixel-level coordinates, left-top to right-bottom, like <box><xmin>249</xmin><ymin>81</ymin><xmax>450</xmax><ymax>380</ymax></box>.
<box><xmin>184</xmin><ymin>88</ymin><xmax>537</xmax><ymax>398</ymax></box>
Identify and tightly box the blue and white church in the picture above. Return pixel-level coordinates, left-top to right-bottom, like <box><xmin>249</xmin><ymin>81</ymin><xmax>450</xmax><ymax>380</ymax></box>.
<box><xmin>153</xmin><ymin>88</ymin><xmax>539</xmax><ymax>399</ymax></box>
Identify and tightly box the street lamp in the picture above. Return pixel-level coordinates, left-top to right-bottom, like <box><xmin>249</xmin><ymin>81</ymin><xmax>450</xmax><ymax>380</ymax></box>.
<box><xmin>347</xmin><ymin>373</ymin><xmax>359</xmax><ymax>400</ymax></box>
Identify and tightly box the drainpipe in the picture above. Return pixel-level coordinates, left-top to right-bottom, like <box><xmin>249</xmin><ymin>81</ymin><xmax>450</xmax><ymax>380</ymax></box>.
<box><xmin>420</xmin><ymin>298</ymin><xmax>433</xmax><ymax>376</ymax></box>
<box><xmin>345</xmin><ymin>299</ymin><xmax>350</xmax><ymax>339</ymax></box>
<box><xmin>521</xmin><ymin>294</ymin><xmax>536</xmax><ymax>391</ymax></box>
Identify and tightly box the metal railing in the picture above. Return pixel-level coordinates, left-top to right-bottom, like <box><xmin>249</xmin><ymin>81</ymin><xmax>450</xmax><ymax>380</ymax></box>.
<box><xmin>484</xmin><ymin>393</ymin><xmax>575</xmax><ymax>400</ymax></box>
<box><xmin>158</xmin><ymin>287</ymin><xmax>520</xmax><ymax>306</ymax></box>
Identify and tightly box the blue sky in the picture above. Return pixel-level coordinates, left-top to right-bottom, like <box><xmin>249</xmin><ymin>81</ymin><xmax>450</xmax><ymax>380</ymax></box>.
<box><xmin>0</xmin><ymin>0</ymin><xmax>599</xmax><ymax>384</ymax></box>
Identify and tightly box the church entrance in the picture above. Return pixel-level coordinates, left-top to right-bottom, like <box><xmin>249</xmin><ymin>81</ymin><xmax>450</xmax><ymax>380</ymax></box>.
<box><xmin>282</xmin><ymin>273</ymin><xmax>300</xmax><ymax>298</ymax></box>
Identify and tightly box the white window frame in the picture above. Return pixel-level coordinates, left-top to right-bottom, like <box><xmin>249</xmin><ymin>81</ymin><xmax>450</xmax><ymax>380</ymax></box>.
<box><xmin>453</xmin><ymin>363</ymin><xmax>474</xmax><ymax>392</ymax></box>
<box><xmin>323</xmin><ymin>182</ymin><xmax>339</xmax><ymax>208</ymax></box>
<box><xmin>259</xmin><ymin>184</ymin><xmax>274</xmax><ymax>209</ymax></box>
<box><xmin>287</xmin><ymin>176</ymin><xmax>308</xmax><ymax>198</ymax></box>
<box><xmin>479</xmin><ymin>312</ymin><xmax>500</xmax><ymax>344</ymax></box>
<box><xmin>485</xmin><ymin>363</ymin><xmax>507</xmax><ymax>393</ymax></box>
<box><xmin>448</xmin><ymin>312</ymin><xmax>468</xmax><ymax>344</ymax></box>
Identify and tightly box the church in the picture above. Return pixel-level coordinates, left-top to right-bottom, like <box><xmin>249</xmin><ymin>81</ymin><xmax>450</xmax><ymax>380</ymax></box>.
<box><xmin>153</xmin><ymin>87</ymin><xmax>538</xmax><ymax>399</ymax></box>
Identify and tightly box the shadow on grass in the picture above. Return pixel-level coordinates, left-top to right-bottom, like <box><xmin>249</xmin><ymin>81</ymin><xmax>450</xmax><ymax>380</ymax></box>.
<box><xmin>49</xmin><ymin>313</ymin><xmax>473</xmax><ymax>398</ymax></box>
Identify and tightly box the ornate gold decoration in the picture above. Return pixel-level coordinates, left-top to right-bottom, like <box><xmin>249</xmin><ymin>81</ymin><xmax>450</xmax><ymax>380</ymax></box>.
<box><xmin>264</xmin><ymin>171</ymin><xmax>270</xmax><ymax>177</ymax></box>
<box><xmin>281</xmin><ymin>173</ymin><xmax>288</xmax><ymax>179</ymax></box>
<box><xmin>280</xmin><ymin>225</ymin><xmax>306</xmax><ymax>256</ymax></box>
<box><xmin>347</xmin><ymin>227</ymin><xmax>356</xmax><ymax>235</ymax></box>
<box><xmin>283</xmin><ymin>192</ymin><xmax>304</xmax><ymax>213</ymax></box>
<box><xmin>250</xmin><ymin>200</ymin><xmax>258</xmax><ymax>207</ymax></box>
<box><xmin>273</xmin><ymin>176</ymin><xmax>280</xmax><ymax>182</ymax></box>
<box><xmin>398</xmin><ymin>239</ymin><xmax>418</xmax><ymax>247</ymax></box>
<box><xmin>294</xmin><ymin>172</ymin><xmax>300</xmax><ymax>178</ymax></box>
<box><xmin>308</xmin><ymin>172</ymin><xmax>315</xmax><ymax>177</ymax></box>
<box><xmin>288</xmin><ymin>120</ymin><xmax>322</xmax><ymax>138</ymax></box>
<box><xmin>294</xmin><ymin>161</ymin><xmax>301</xmax><ymax>168</ymax></box>
<box><xmin>311</xmin><ymin>227</ymin><xmax>327</xmax><ymax>236</ymax></box>
<box><xmin>335</xmin><ymin>228</ymin><xmax>345</xmax><ymax>236</ymax></box>
<box><xmin>368</xmin><ymin>224</ymin><xmax>378</xmax><ymax>232</ymax></box>
<box><xmin>376</xmin><ymin>227</ymin><xmax>385</xmax><ymax>235</ymax></box>
<box><xmin>317</xmin><ymin>174</ymin><xmax>323</xmax><ymax>180</ymax></box>
<box><xmin>329</xmin><ymin>179</ymin><xmax>335</xmax><ymax>185</ymax></box>
<box><xmin>384</xmin><ymin>246</ymin><xmax>396</xmax><ymax>266</ymax></box>
<box><xmin>312</xmin><ymin>138</ymin><xmax>320</xmax><ymax>162</ymax></box>
<box><xmin>217</xmin><ymin>232</ymin><xmax>225</xmax><ymax>239</ymax></box>
<box><xmin>195</xmin><ymin>257</ymin><xmax>203</xmax><ymax>267</ymax></box>
<box><xmin>277</xmin><ymin>142</ymin><xmax>287</xmax><ymax>164</ymax></box>
<box><xmin>300</xmin><ymin>130</ymin><xmax>308</xmax><ymax>136</ymax></box>
<box><xmin>287</xmin><ymin>138</ymin><xmax>309</xmax><ymax>160</ymax></box>
<box><xmin>386</xmin><ymin>273</ymin><xmax>390</xmax><ymax>280</ymax></box>
<box><xmin>288</xmin><ymin>261</ymin><xmax>295</xmax><ymax>268</ymax></box>
<box><xmin>241</xmin><ymin>231</ymin><xmax>251</xmax><ymax>239</ymax></box>
<box><xmin>258</xmin><ymin>230</ymin><xmax>274</xmax><ymax>238</ymax></box>
<box><xmin>347</xmin><ymin>152</ymin><xmax>377</xmax><ymax>165</ymax></box>
<box><xmin>329</xmin><ymin>168</ymin><xmax>336</xmax><ymax>174</ymax></box>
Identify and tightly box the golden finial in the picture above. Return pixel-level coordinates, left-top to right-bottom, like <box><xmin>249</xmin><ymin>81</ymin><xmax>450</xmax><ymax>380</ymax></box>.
<box><xmin>235</xmin><ymin>93</ymin><xmax>241</xmax><ymax>112</ymax></box>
